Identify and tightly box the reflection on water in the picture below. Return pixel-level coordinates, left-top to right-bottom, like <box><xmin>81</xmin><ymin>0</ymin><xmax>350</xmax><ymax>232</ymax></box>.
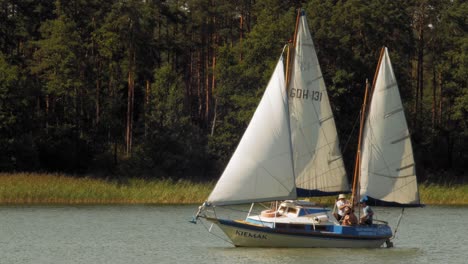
<box><xmin>208</xmin><ymin>247</ymin><xmax>424</xmax><ymax>264</ymax></box>
<box><xmin>0</xmin><ymin>205</ymin><xmax>466</xmax><ymax>264</ymax></box>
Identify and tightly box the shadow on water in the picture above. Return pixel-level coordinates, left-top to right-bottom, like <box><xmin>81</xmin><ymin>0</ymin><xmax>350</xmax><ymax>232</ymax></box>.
<box><xmin>205</xmin><ymin>246</ymin><xmax>424</xmax><ymax>264</ymax></box>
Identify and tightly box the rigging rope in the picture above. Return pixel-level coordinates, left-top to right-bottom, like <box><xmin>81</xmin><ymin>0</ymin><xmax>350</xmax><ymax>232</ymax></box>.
<box><xmin>392</xmin><ymin>207</ymin><xmax>405</xmax><ymax>240</ymax></box>
<box><xmin>199</xmin><ymin>218</ymin><xmax>234</xmax><ymax>246</ymax></box>
<box><xmin>342</xmin><ymin>111</ymin><xmax>361</xmax><ymax>155</ymax></box>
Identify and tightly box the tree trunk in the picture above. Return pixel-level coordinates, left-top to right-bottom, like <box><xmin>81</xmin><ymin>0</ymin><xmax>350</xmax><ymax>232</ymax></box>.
<box><xmin>432</xmin><ymin>64</ymin><xmax>436</xmax><ymax>134</ymax></box>
<box><xmin>145</xmin><ymin>80</ymin><xmax>150</xmax><ymax>138</ymax></box>
<box><xmin>210</xmin><ymin>48</ymin><xmax>217</xmax><ymax>135</ymax></box>
<box><xmin>417</xmin><ymin>27</ymin><xmax>424</xmax><ymax>129</ymax></box>
<box><xmin>186</xmin><ymin>51</ymin><xmax>193</xmax><ymax>110</ymax></box>
<box><xmin>197</xmin><ymin>51</ymin><xmax>203</xmax><ymax>122</ymax></box>
<box><xmin>413</xmin><ymin>2</ymin><xmax>426</xmax><ymax>132</ymax></box>
<box><xmin>45</xmin><ymin>94</ymin><xmax>49</xmax><ymax>134</ymax></box>
<box><xmin>413</xmin><ymin>59</ymin><xmax>419</xmax><ymax>128</ymax></box>
<box><xmin>96</xmin><ymin>63</ymin><xmax>101</xmax><ymax>125</ymax></box>
<box><xmin>93</xmin><ymin>17</ymin><xmax>100</xmax><ymax>125</ymax></box>
<box><xmin>126</xmin><ymin>52</ymin><xmax>135</xmax><ymax>157</ymax></box>
<box><xmin>239</xmin><ymin>14</ymin><xmax>243</xmax><ymax>61</ymax></box>
<box><xmin>438</xmin><ymin>71</ymin><xmax>443</xmax><ymax>125</ymax></box>
<box><xmin>205</xmin><ymin>50</ymin><xmax>211</xmax><ymax>123</ymax></box>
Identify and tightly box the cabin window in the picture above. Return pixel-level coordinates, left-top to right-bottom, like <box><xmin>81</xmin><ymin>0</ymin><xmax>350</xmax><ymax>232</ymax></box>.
<box><xmin>278</xmin><ymin>206</ymin><xmax>286</xmax><ymax>214</ymax></box>
<box><xmin>298</xmin><ymin>208</ymin><xmax>306</xmax><ymax>216</ymax></box>
<box><xmin>287</xmin><ymin>208</ymin><xmax>297</xmax><ymax>215</ymax></box>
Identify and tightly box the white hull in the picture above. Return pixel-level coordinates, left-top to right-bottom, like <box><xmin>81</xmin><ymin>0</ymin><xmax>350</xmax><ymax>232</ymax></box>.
<box><xmin>209</xmin><ymin>218</ymin><xmax>390</xmax><ymax>248</ymax></box>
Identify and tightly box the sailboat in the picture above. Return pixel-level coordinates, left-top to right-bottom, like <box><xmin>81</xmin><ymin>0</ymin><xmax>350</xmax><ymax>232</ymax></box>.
<box><xmin>357</xmin><ymin>47</ymin><xmax>421</xmax><ymax>208</ymax></box>
<box><xmin>192</xmin><ymin>11</ymin><xmax>420</xmax><ymax>248</ymax></box>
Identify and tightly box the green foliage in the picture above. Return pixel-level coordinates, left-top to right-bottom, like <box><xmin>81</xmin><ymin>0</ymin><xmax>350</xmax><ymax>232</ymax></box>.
<box><xmin>0</xmin><ymin>52</ymin><xmax>39</xmax><ymax>170</ymax></box>
<box><xmin>0</xmin><ymin>0</ymin><xmax>464</xmax><ymax>183</ymax></box>
<box><xmin>36</xmin><ymin>126</ymin><xmax>93</xmax><ymax>172</ymax></box>
<box><xmin>413</xmin><ymin>0</ymin><xmax>468</xmax><ymax>171</ymax></box>
<box><xmin>149</xmin><ymin>65</ymin><xmax>188</xmax><ymax>130</ymax></box>
<box><xmin>121</xmin><ymin>65</ymin><xmax>209</xmax><ymax>179</ymax></box>
<box><xmin>209</xmin><ymin>5</ymin><xmax>295</xmax><ymax>163</ymax></box>
<box><xmin>32</xmin><ymin>15</ymin><xmax>81</xmax><ymax>92</ymax></box>
<box><xmin>302</xmin><ymin>0</ymin><xmax>416</xmax><ymax>170</ymax></box>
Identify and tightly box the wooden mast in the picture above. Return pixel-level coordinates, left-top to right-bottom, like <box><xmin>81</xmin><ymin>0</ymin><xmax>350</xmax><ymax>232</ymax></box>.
<box><xmin>351</xmin><ymin>79</ymin><xmax>369</xmax><ymax>207</ymax></box>
<box><xmin>351</xmin><ymin>47</ymin><xmax>386</xmax><ymax>207</ymax></box>
<box><xmin>369</xmin><ymin>47</ymin><xmax>386</xmax><ymax>101</ymax></box>
<box><xmin>285</xmin><ymin>9</ymin><xmax>301</xmax><ymax>89</ymax></box>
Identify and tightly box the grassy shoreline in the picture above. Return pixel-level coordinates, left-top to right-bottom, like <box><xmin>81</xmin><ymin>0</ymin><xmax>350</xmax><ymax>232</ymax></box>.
<box><xmin>0</xmin><ymin>173</ymin><xmax>212</xmax><ymax>205</ymax></box>
<box><xmin>0</xmin><ymin>173</ymin><xmax>466</xmax><ymax>205</ymax></box>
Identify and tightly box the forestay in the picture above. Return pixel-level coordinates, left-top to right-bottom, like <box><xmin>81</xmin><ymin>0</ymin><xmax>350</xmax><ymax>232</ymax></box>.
<box><xmin>288</xmin><ymin>12</ymin><xmax>349</xmax><ymax>196</ymax></box>
<box><xmin>360</xmin><ymin>47</ymin><xmax>420</xmax><ymax>205</ymax></box>
<box><xmin>207</xmin><ymin>57</ymin><xmax>297</xmax><ymax>206</ymax></box>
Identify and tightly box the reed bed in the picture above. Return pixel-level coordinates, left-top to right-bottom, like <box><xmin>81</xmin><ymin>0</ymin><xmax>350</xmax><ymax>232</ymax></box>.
<box><xmin>0</xmin><ymin>173</ymin><xmax>213</xmax><ymax>204</ymax></box>
<box><xmin>0</xmin><ymin>173</ymin><xmax>466</xmax><ymax>205</ymax></box>
<box><xmin>418</xmin><ymin>183</ymin><xmax>468</xmax><ymax>205</ymax></box>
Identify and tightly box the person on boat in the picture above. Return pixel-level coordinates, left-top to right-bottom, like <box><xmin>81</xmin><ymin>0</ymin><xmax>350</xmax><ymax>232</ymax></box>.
<box><xmin>359</xmin><ymin>197</ymin><xmax>374</xmax><ymax>225</ymax></box>
<box><xmin>342</xmin><ymin>206</ymin><xmax>358</xmax><ymax>226</ymax></box>
<box><xmin>334</xmin><ymin>194</ymin><xmax>350</xmax><ymax>221</ymax></box>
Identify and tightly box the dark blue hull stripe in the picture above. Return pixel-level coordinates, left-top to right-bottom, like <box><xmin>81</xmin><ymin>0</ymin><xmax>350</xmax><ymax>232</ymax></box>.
<box><xmin>365</xmin><ymin>196</ymin><xmax>424</xmax><ymax>207</ymax></box>
<box><xmin>296</xmin><ymin>188</ymin><xmax>351</xmax><ymax>197</ymax></box>
<box><xmin>215</xmin><ymin>218</ymin><xmax>392</xmax><ymax>241</ymax></box>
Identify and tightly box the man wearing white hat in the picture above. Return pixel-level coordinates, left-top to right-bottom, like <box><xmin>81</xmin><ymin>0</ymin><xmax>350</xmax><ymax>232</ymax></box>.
<box><xmin>334</xmin><ymin>194</ymin><xmax>350</xmax><ymax>222</ymax></box>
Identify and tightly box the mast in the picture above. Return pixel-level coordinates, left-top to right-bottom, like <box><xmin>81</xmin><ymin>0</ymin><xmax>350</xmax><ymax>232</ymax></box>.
<box><xmin>285</xmin><ymin>9</ymin><xmax>301</xmax><ymax>89</ymax></box>
<box><xmin>369</xmin><ymin>47</ymin><xmax>386</xmax><ymax>103</ymax></box>
<box><xmin>351</xmin><ymin>47</ymin><xmax>386</xmax><ymax>206</ymax></box>
<box><xmin>283</xmin><ymin>9</ymin><xmax>302</xmax><ymax>199</ymax></box>
<box><xmin>351</xmin><ymin>79</ymin><xmax>369</xmax><ymax>207</ymax></box>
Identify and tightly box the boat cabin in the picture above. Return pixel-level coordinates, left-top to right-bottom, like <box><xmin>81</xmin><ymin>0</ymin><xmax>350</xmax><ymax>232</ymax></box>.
<box><xmin>251</xmin><ymin>200</ymin><xmax>337</xmax><ymax>227</ymax></box>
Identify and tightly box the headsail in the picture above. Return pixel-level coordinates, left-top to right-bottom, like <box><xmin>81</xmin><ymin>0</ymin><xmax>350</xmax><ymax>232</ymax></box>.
<box><xmin>360</xmin><ymin>47</ymin><xmax>420</xmax><ymax>206</ymax></box>
<box><xmin>207</xmin><ymin>57</ymin><xmax>296</xmax><ymax>206</ymax></box>
<box><xmin>288</xmin><ymin>11</ymin><xmax>349</xmax><ymax>197</ymax></box>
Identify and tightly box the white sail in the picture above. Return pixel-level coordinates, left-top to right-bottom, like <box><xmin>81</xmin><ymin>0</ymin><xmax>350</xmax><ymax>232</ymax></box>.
<box><xmin>207</xmin><ymin>58</ymin><xmax>296</xmax><ymax>206</ymax></box>
<box><xmin>288</xmin><ymin>12</ymin><xmax>349</xmax><ymax>195</ymax></box>
<box><xmin>360</xmin><ymin>47</ymin><xmax>420</xmax><ymax>205</ymax></box>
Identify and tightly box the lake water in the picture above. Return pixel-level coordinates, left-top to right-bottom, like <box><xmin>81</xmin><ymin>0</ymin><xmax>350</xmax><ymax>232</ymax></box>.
<box><xmin>0</xmin><ymin>205</ymin><xmax>467</xmax><ymax>264</ymax></box>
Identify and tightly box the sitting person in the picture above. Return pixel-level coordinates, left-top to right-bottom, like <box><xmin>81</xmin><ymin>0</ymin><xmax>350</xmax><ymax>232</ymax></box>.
<box><xmin>334</xmin><ymin>194</ymin><xmax>350</xmax><ymax>222</ymax></box>
<box><xmin>359</xmin><ymin>197</ymin><xmax>374</xmax><ymax>225</ymax></box>
<box><xmin>341</xmin><ymin>205</ymin><xmax>358</xmax><ymax>226</ymax></box>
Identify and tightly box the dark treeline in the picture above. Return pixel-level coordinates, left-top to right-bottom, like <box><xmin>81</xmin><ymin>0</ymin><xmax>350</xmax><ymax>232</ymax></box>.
<box><xmin>0</xmin><ymin>0</ymin><xmax>466</xmax><ymax>183</ymax></box>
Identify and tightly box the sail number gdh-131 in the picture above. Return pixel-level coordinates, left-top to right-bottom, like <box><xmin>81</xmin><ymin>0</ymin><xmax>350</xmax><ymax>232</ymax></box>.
<box><xmin>289</xmin><ymin>88</ymin><xmax>322</xmax><ymax>102</ymax></box>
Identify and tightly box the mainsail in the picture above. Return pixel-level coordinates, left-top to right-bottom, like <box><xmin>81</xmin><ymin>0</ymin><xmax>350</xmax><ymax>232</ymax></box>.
<box><xmin>288</xmin><ymin>12</ymin><xmax>349</xmax><ymax>196</ymax></box>
<box><xmin>207</xmin><ymin>12</ymin><xmax>349</xmax><ymax>206</ymax></box>
<box><xmin>207</xmin><ymin>57</ymin><xmax>296</xmax><ymax>206</ymax></box>
<box><xmin>359</xmin><ymin>47</ymin><xmax>420</xmax><ymax>206</ymax></box>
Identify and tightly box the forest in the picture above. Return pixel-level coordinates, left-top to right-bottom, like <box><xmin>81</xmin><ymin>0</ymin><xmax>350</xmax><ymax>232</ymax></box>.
<box><xmin>0</xmin><ymin>0</ymin><xmax>466</xmax><ymax>184</ymax></box>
